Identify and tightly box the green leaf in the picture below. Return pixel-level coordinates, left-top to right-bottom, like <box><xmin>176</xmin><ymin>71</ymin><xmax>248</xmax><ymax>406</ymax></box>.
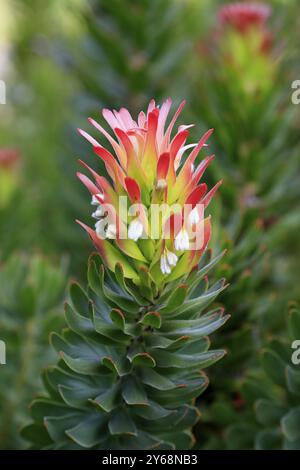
<box><xmin>64</xmin><ymin>303</ymin><xmax>94</xmax><ymax>336</ymax></box>
<box><xmin>116</xmin><ymin>238</ymin><xmax>147</xmax><ymax>262</ymax></box>
<box><xmin>122</xmin><ymin>376</ymin><xmax>148</xmax><ymax>405</ymax></box>
<box><xmin>132</xmin><ymin>401</ymin><xmax>174</xmax><ymax>420</ymax></box>
<box><xmin>151</xmin><ymin>349</ymin><xmax>225</xmax><ymax>369</ymax></box>
<box><xmin>93</xmin><ymin>316</ymin><xmax>130</xmax><ymax>343</ymax></box>
<box><xmin>114</xmin><ymin>263</ymin><xmax>148</xmax><ymax>306</ymax></box>
<box><xmin>19</xmin><ymin>285</ymin><xmax>36</xmax><ymax>318</ymax></box>
<box><xmin>174</xmin><ymin>279</ymin><xmax>227</xmax><ymax>318</ymax></box>
<box><xmin>159</xmin><ymin>284</ymin><xmax>188</xmax><ymax>314</ymax></box>
<box><xmin>139</xmin><ymin>368</ymin><xmax>176</xmax><ymax>390</ymax></box>
<box><xmin>194</xmin><ymin>250</ymin><xmax>226</xmax><ymax>285</ymax></box>
<box><xmin>161</xmin><ymin>312</ymin><xmax>229</xmax><ymax>337</ymax></box>
<box><xmin>226</xmin><ymin>423</ymin><xmax>257</xmax><ymax>450</ymax></box>
<box><xmin>261</xmin><ymin>349</ymin><xmax>286</xmax><ymax>387</ymax></box>
<box><xmin>87</xmin><ymin>255</ymin><xmax>103</xmax><ymax>299</ymax></box>
<box><xmin>138</xmin><ymin>266</ymin><xmax>153</xmax><ymax>287</ymax></box>
<box><xmin>255</xmin><ymin>399</ymin><xmax>287</xmax><ymax>426</ymax></box>
<box><xmin>44</xmin><ymin>414</ymin><xmax>82</xmax><ymax>442</ymax></box>
<box><xmin>149</xmin><ymin>374</ymin><xmax>209</xmax><ymax>406</ymax></box>
<box><xmin>66</xmin><ymin>415</ymin><xmax>107</xmax><ymax>448</ymax></box>
<box><xmin>281</xmin><ymin>407</ymin><xmax>300</xmax><ymax>441</ymax></box>
<box><xmin>159</xmin><ymin>431</ymin><xmax>192</xmax><ymax>450</ymax></box>
<box><xmin>101</xmin><ymin>356</ymin><xmax>131</xmax><ymax>376</ymax></box>
<box><xmin>69</xmin><ymin>282</ymin><xmax>89</xmax><ymax>316</ymax></box>
<box><xmin>288</xmin><ymin>307</ymin><xmax>300</xmax><ymax>340</ymax></box>
<box><xmin>21</xmin><ymin>423</ymin><xmax>52</xmax><ymax>447</ymax></box>
<box><xmin>142</xmin><ymin>405</ymin><xmax>199</xmax><ymax>433</ymax></box>
<box><xmin>131</xmin><ymin>353</ymin><xmax>156</xmax><ymax>368</ymax></box>
<box><xmin>255</xmin><ymin>429</ymin><xmax>282</xmax><ymax>450</ymax></box>
<box><xmin>93</xmin><ymin>239</ymin><xmax>139</xmax><ymax>279</ymax></box>
<box><xmin>92</xmin><ymin>383</ymin><xmax>120</xmax><ymax>412</ymax></box>
<box><xmin>286</xmin><ymin>366</ymin><xmax>300</xmax><ymax>396</ymax></box>
<box><xmin>110</xmin><ymin>308</ymin><xmax>126</xmax><ymax>330</ymax></box>
<box><xmin>30</xmin><ymin>398</ymin><xmax>70</xmax><ymax>422</ymax></box>
<box><xmin>98</xmin><ymin>265</ymin><xmax>139</xmax><ymax>313</ymax></box>
<box><xmin>108</xmin><ymin>408</ymin><xmax>137</xmax><ymax>436</ymax></box>
<box><xmin>140</xmin><ymin>311</ymin><xmax>161</xmax><ymax>329</ymax></box>
<box><xmin>283</xmin><ymin>437</ymin><xmax>300</xmax><ymax>450</ymax></box>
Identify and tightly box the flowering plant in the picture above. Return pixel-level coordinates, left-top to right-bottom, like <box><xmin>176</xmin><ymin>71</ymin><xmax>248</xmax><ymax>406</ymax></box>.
<box><xmin>22</xmin><ymin>100</ymin><xmax>228</xmax><ymax>450</ymax></box>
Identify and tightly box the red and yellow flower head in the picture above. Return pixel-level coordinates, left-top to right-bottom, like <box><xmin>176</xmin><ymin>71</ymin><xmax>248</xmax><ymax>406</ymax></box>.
<box><xmin>77</xmin><ymin>99</ymin><xmax>221</xmax><ymax>286</ymax></box>
<box><xmin>218</xmin><ymin>2</ymin><xmax>271</xmax><ymax>33</ymax></box>
<box><xmin>218</xmin><ymin>2</ymin><xmax>272</xmax><ymax>53</ymax></box>
<box><xmin>0</xmin><ymin>148</ymin><xmax>20</xmax><ymax>169</ymax></box>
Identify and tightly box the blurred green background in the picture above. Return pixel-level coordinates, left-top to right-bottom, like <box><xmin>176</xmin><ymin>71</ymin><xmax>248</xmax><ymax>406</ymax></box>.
<box><xmin>0</xmin><ymin>0</ymin><xmax>300</xmax><ymax>450</ymax></box>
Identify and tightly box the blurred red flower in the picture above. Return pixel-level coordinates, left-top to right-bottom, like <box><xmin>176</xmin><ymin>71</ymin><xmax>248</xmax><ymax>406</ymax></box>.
<box><xmin>0</xmin><ymin>148</ymin><xmax>20</xmax><ymax>169</ymax></box>
<box><xmin>218</xmin><ymin>2</ymin><xmax>271</xmax><ymax>33</ymax></box>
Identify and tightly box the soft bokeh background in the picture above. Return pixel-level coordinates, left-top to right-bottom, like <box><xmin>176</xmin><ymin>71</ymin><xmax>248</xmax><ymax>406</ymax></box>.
<box><xmin>0</xmin><ymin>0</ymin><xmax>300</xmax><ymax>450</ymax></box>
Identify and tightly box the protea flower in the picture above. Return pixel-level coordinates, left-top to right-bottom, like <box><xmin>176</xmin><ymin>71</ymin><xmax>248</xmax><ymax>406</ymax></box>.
<box><xmin>218</xmin><ymin>2</ymin><xmax>272</xmax><ymax>53</ymax></box>
<box><xmin>0</xmin><ymin>148</ymin><xmax>20</xmax><ymax>169</ymax></box>
<box><xmin>218</xmin><ymin>2</ymin><xmax>271</xmax><ymax>33</ymax></box>
<box><xmin>77</xmin><ymin>98</ymin><xmax>221</xmax><ymax>285</ymax></box>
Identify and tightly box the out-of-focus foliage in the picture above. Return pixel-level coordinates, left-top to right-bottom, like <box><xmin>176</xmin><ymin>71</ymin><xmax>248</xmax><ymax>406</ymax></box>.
<box><xmin>0</xmin><ymin>254</ymin><xmax>66</xmax><ymax>449</ymax></box>
<box><xmin>70</xmin><ymin>0</ymin><xmax>191</xmax><ymax>113</ymax></box>
<box><xmin>0</xmin><ymin>0</ymin><xmax>90</xmax><ymax>271</ymax></box>
<box><xmin>188</xmin><ymin>0</ymin><xmax>300</xmax><ymax>448</ymax></box>
<box><xmin>0</xmin><ymin>148</ymin><xmax>34</xmax><ymax>257</ymax></box>
<box><xmin>197</xmin><ymin>303</ymin><xmax>300</xmax><ymax>450</ymax></box>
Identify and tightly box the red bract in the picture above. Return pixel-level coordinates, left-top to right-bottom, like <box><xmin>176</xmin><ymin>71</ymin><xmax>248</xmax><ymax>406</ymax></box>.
<box><xmin>0</xmin><ymin>148</ymin><xmax>20</xmax><ymax>169</ymax></box>
<box><xmin>218</xmin><ymin>2</ymin><xmax>271</xmax><ymax>34</ymax></box>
